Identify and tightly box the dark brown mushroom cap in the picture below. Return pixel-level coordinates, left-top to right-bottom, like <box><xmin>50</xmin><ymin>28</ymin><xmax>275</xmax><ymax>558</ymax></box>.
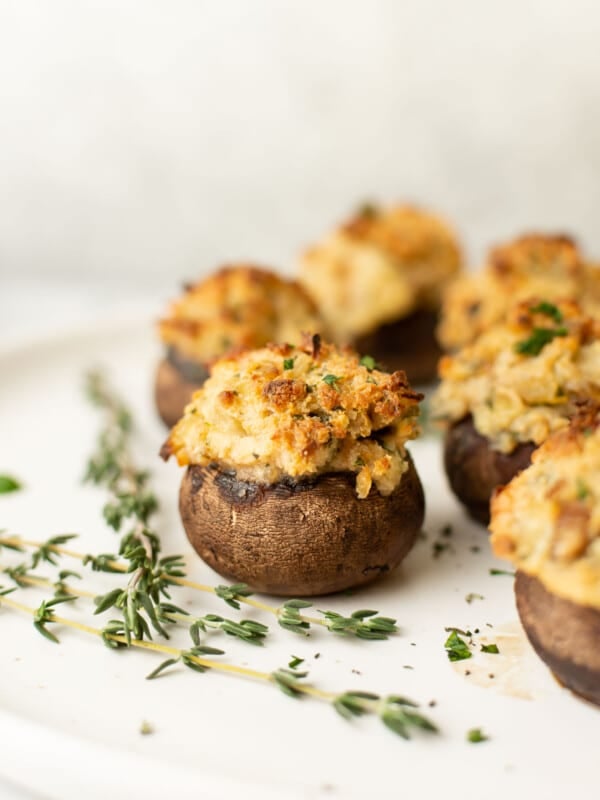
<box><xmin>155</xmin><ymin>358</ymin><xmax>208</xmax><ymax>429</ymax></box>
<box><xmin>179</xmin><ymin>453</ymin><xmax>424</xmax><ymax>596</ymax></box>
<box><xmin>444</xmin><ymin>416</ymin><xmax>536</xmax><ymax>525</ymax></box>
<box><xmin>354</xmin><ymin>309</ymin><xmax>442</xmax><ymax>385</ymax></box>
<box><xmin>516</xmin><ymin>571</ymin><xmax>600</xmax><ymax>706</ymax></box>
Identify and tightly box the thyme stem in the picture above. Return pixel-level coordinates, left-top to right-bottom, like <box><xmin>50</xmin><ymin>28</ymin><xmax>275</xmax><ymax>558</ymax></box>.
<box><xmin>2</xmin><ymin>584</ymin><xmax>439</xmax><ymax>735</ymax></box>
<box><xmin>0</xmin><ymin>592</ymin><xmax>352</xmax><ymax>701</ymax></box>
<box><xmin>0</xmin><ymin>535</ymin><xmax>360</xmax><ymax>632</ymax></box>
<box><xmin>0</xmin><ymin>566</ymin><xmax>95</xmax><ymax>599</ymax></box>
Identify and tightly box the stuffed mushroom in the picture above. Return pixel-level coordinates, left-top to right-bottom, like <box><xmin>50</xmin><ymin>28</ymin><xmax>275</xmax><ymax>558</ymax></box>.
<box><xmin>300</xmin><ymin>204</ymin><xmax>462</xmax><ymax>384</ymax></box>
<box><xmin>156</xmin><ymin>265</ymin><xmax>324</xmax><ymax>427</ymax></box>
<box><xmin>437</xmin><ymin>233</ymin><xmax>600</xmax><ymax>352</ymax></box>
<box><xmin>490</xmin><ymin>406</ymin><xmax>600</xmax><ymax>705</ymax></box>
<box><xmin>161</xmin><ymin>335</ymin><xmax>425</xmax><ymax>596</ymax></box>
<box><xmin>432</xmin><ymin>299</ymin><xmax>600</xmax><ymax>524</ymax></box>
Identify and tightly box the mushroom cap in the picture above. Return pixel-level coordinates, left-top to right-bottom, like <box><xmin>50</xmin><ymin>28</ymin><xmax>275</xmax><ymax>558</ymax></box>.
<box><xmin>179</xmin><ymin>455</ymin><xmax>424</xmax><ymax>596</ymax></box>
<box><xmin>444</xmin><ymin>415</ymin><xmax>535</xmax><ymax>525</ymax></box>
<box><xmin>516</xmin><ymin>570</ymin><xmax>600</xmax><ymax>706</ymax></box>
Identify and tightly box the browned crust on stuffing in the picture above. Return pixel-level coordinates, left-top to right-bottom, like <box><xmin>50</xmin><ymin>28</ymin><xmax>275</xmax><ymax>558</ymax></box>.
<box><xmin>158</xmin><ymin>264</ymin><xmax>323</xmax><ymax>356</ymax></box>
<box><xmin>164</xmin><ymin>336</ymin><xmax>423</xmax><ymax>498</ymax></box>
<box><xmin>489</xmin><ymin>234</ymin><xmax>581</xmax><ymax>277</ymax></box>
<box><xmin>263</xmin><ymin>379</ymin><xmax>308</xmax><ymax>409</ymax></box>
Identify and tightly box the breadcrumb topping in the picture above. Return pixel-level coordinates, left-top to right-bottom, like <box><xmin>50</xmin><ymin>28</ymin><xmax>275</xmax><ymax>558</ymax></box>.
<box><xmin>158</xmin><ymin>265</ymin><xmax>324</xmax><ymax>363</ymax></box>
<box><xmin>438</xmin><ymin>234</ymin><xmax>600</xmax><ymax>351</ymax></box>
<box><xmin>163</xmin><ymin>336</ymin><xmax>422</xmax><ymax>498</ymax></box>
<box><xmin>490</xmin><ymin>406</ymin><xmax>600</xmax><ymax>608</ymax></box>
<box><xmin>300</xmin><ymin>204</ymin><xmax>461</xmax><ymax>341</ymax></box>
<box><xmin>432</xmin><ymin>299</ymin><xmax>600</xmax><ymax>452</ymax></box>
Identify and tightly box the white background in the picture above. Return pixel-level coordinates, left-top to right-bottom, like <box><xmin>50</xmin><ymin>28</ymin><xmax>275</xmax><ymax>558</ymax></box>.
<box><xmin>1</xmin><ymin>8</ymin><xmax>600</xmax><ymax>794</ymax></box>
<box><xmin>2</xmin><ymin>0</ymin><xmax>600</xmax><ymax>300</ymax></box>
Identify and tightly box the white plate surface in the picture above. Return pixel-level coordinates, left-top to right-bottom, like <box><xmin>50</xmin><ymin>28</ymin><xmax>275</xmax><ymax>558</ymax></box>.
<box><xmin>0</xmin><ymin>317</ymin><xmax>596</xmax><ymax>800</ymax></box>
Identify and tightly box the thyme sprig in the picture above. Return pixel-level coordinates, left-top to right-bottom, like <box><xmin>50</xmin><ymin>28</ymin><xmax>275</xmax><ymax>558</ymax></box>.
<box><xmin>33</xmin><ymin>595</ymin><xmax>77</xmax><ymax>644</ymax></box>
<box><xmin>0</xmin><ymin>534</ymin><xmax>400</xmax><ymax>642</ymax></box>
<box><xmin>0</xmin><ymin>374</ymin><xmax>400</xmax><ymax>646</ymax></box>
<box><xmin>0</xmin><ymin>371</ymin><xmax>436</xmax><ymax>741</ymax></box>
<box><xmin>0</xmin><ymin>590</ymin><xmax>437</xmax><ymax>739</ymax></box>
<box><xmin>83</xmin><ymin>371</ymin><xmax>186</xmax><ymax>642</ymax></box>
<box><xmin>0</xmin><ymin>560</ymin><xmax>269</xmax><ymax>647</ymax></box>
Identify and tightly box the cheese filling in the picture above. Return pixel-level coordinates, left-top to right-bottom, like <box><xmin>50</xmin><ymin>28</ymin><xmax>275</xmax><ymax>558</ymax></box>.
<box><xmin>300</xmin><ymin>204</ymin><xmax>461</xmax><ymax>341</ymax></box>
<box><xmin>438</xmin><ymin>234</ymin><xmax>600</xmax><ymax>351</ymax></box>
<box><xmin>158</xmin><ymin>265</ymin><xmax>324</xmax><ymax>363</ymax></box>
<box><xmin>164</xmin><ymin>337</ymin><xmax>422</xmax><ymax>498</ymax></box>
<box><xmin>432</xmin><ymin>299</ymin><xmax>600</xmax><ymax>453</ymax></box>
<box><xmin>491</xmin><ymin>409</ymin><xmax>600</xmax><ymax>609</ymax></box>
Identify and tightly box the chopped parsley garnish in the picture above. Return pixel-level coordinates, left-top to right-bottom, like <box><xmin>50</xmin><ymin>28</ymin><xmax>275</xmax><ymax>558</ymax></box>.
<box><xmin>360</xmin><ymin>354</ymin><xmax>376</xmax><ymax>371</ymax></box>
<box><xmin>480</xmin><ymin>643</ymin><xmax>499</xmax><ymax>654</ymax></box>
<box><xmin>576</xmin><ymin>478</ymin><xmax>589</xmax><ymax>501</ymax></box>
<box><xmin>283</xmin><ymin>358</ymin><xmax>295</xmax><ymax>370</ymax></box>
<box><xmin>489</xmin><ymin>568</ymin><xmax>515</xmax><ymax>577</ymax></box>
<box><xmin>465</xmin><ymin>593</ymin><xmax>484</xmax><ymax>604</ymax></box>
<box><xmin>515</xmin><ymin>326</ymin><xmax>568</xmax><ymax>356</ymax></box>
<box><xmin>322</xmin><ymin>374</ymin><xmax>341</xmax><ymax>387</ymax></box>
<box><xmin>288</xmin><ymin>655</ymin><xmax>304</xmax><ymax>669</ymax></box>
<box><xmin>530</xmin><ymin>301</ymin><xmax>563</xmax><ymax>324</ymax></box>
<box><xmin>444</xmin><ymin>630</ymin><xmax>472</xmax><ymax>662</ymax></box>
<box><xmin>433</xmin><ymin>541</ymin><xmax>451</xmax><ymax>558</ymax></box>
<box><xmin>139</xmin><ymin>720</ymin><xmax>154</xmax><ymax>736</ymax></box>
<box><xmin>467</xmin><ymin>727</ymin><xmax>489</xmax><ymax>743</ymax></box>
<box><xmin>0</xmin><ymin>475</ymin><xmax>22</xmax><ymax>494</ymax></box>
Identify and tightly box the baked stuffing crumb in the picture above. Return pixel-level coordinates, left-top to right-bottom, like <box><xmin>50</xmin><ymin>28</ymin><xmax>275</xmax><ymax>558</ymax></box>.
<box><xmin>158</xmin><ymin>265</ymin><xmax>324</xmax><ymax>363</ymax></box>
<box><xmin>438</xmin><ymin>234</ymin><xmax>600</xmax><ymax>351</ymax></box>
<box><xmin>163</xmin><ymin>335</ymin><xmax>422</xmax><ymax>498</ymax></box>
<box><xmin>490</xmin><ymin>405</ymin><xmax>600</xmax><ymax>608</ymax></box>
<box><xmin>432</xmin><ymin>299</ymin><xmax>600</xmax><ymax>452</ymax></box>
<box><xmin>300</xmin><ymin>204</ymin><xmax>461</xmax><ymax>341</ymax></box>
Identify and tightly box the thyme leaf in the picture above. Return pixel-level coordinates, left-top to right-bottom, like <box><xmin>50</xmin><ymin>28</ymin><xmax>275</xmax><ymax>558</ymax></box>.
<box><xmin>467</xmin><ymin>727</ymin><xmax>489</xmax><ymax>743</ymax></box>
<box><xmin>0</xmin><ymin>475</ymin><xmax>22</xmax><ymax>494</ymax></box>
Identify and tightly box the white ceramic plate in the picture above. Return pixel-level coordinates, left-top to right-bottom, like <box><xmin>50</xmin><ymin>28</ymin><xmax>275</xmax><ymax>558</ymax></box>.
<box><xmin>0</xmin><ymin>317</ymin><xmax>596</xmax><ymax>800</ymax></box>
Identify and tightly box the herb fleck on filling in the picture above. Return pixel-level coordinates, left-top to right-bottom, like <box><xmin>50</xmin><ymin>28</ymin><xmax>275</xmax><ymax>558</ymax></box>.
<box><xmin>515</xmin><ymin>326</ymin><xmax>568</xmax><ymax>356</ymax></box>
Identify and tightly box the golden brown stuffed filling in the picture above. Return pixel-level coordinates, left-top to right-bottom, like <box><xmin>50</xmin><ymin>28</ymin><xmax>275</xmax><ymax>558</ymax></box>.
<box><xmin>491</xmin><ymin>407</ymin><xmax>600</xmax><ymax>609</ymax></box>
<box><xmin>163</xmin><ymin>336</ymin><xmax>422</xmax><ymax>499</ymax></box>
<box><xmin>158</xmin><ymin>264</ymin><xmax>324</xmax><ymax>363</ymax></box>
<box><xmin>300</xmin><ymin>204</ymin><xmax>462</xmax><ymax>342</ymax></box>
<box><xmin>432</xmin><ymin>299</ymin><xmax>600</xmax><ymax>453</ymax></box>
<box><xmin>438</xmin><ymin>234</ymin><xmax>600</xmax><ymax>351</ymax></box>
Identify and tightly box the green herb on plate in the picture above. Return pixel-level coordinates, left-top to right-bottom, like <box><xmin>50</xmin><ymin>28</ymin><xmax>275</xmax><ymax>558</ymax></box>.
<box><xmin>480</xmin><ymin>643</ymin><xmax>499</xmax><ymax>654</ymax></box>
<box><xmin>444</xmin><ymin>630</ymin><xmax>472</xmax><ymax>662</ymax></box>
<box><xmin>0</xmin><ymin>475</ymin><xmax>22</xmax><ymax>494</ymax></box>
<box><xmin>467</xmin><ymin>727</ymin><xmax>489</xmax><ymax>743</ymax></box>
